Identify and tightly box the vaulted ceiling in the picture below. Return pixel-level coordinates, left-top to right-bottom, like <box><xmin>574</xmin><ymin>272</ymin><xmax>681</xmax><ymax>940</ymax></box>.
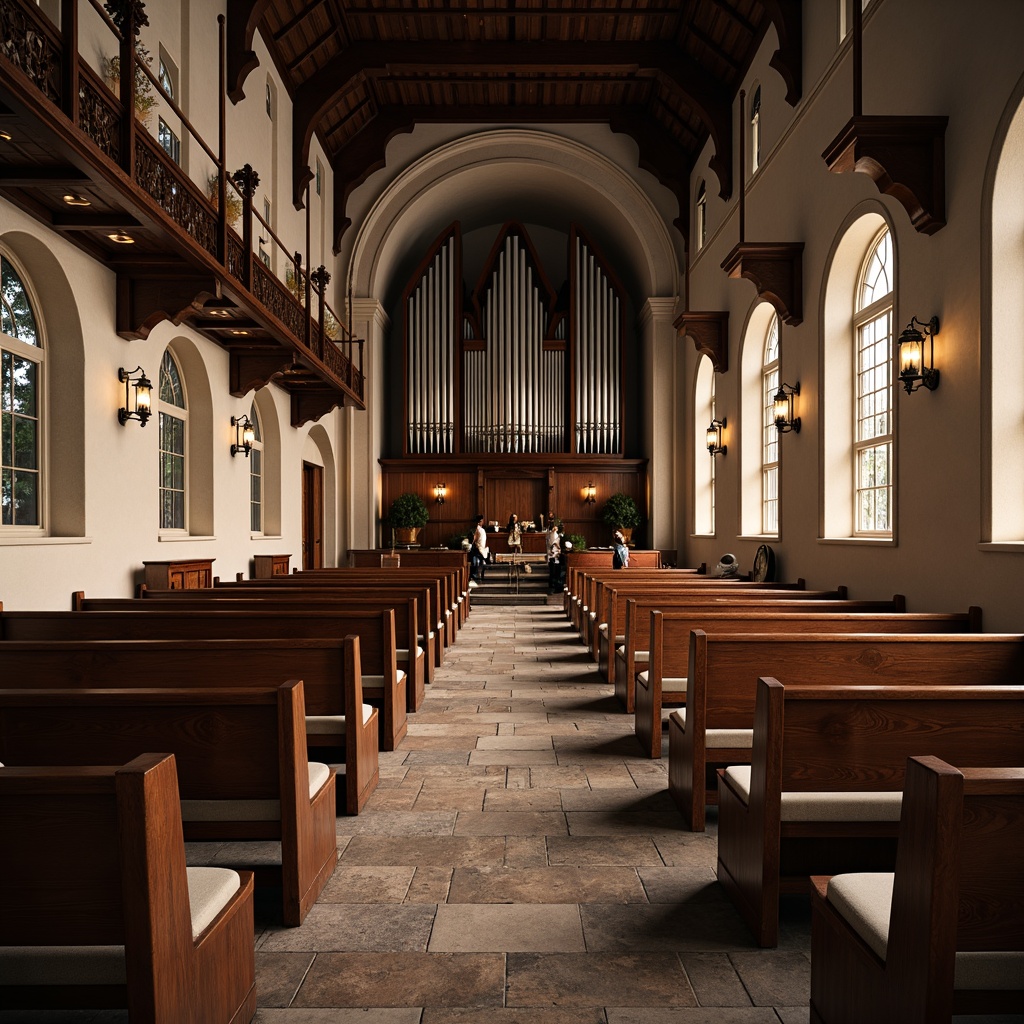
<box><xmin>226</xmin><ymin>0</ymin><xmax>801</xmax><ymax>245</ymax></box>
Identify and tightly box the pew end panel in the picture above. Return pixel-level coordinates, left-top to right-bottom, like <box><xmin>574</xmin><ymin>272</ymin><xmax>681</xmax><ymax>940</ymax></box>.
<box><xmin>809</xmin><ymin>757</ymin><xmax>1024</xmax><ymax>1024</ymax></box>
<box><xmin>0</xmin><ymin>754</ymin><xmax>257</xmax><ymax>1023</ymax></box>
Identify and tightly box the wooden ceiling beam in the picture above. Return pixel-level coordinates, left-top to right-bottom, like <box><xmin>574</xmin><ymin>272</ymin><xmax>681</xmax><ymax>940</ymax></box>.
<box><xmin>273</xmin><ymin>0</ymin><xmax>329</xmax><ymax>42</ymax></box>
<box><xmin>286</xmin><ymin>24</ymin><xmax>336</xmax><ymax>72</ymax></box>
<box><xmin>227</xmin><ymin>0</ymin><xmax>273</xmax><ymax>103</ymax></box>
<box><xmin>294</xmin><ymin>41</ymin><xmax>733</xmax><ymax>207</ymax></box>
<box><xmin>339</xmin><ymin>3</ymin><xmax>686</xmax><ymax>15</ymax></box>
<box><xmin>761</xmin><ymin>0</ymin><xmax>803</xmax><ymax>105</ymax></box>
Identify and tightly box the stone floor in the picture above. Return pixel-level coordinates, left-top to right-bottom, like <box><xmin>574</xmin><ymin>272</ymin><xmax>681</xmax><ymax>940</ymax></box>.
<box><xmin>252</xmin><ymin>601</ymin><xmax>813</xmax><ymax>1024</ymax></box>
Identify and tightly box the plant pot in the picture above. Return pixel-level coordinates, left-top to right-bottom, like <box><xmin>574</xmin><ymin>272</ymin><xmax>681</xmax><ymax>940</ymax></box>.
<box><xmin>616</xmin><ymin>527</ymin><xmax>633</xmax><ymax>545</ymax></box>
<box><xmin>394</xmin><ymin>527</ymin><xmax>420</xmax><ymax>545</ymax></box>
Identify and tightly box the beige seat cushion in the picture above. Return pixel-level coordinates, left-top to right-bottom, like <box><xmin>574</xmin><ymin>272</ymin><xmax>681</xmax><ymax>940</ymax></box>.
<box><xmin>181</xmin><ymin>762</ymin><xmax>331</xmax><ymax>820</ymax></box>
<box><xmin>827</xmin><ymin>873</ymin><xmax>1024</xmax><ymax>990</ymax></box>
<box><xmin>669</xmin><ymin>709</ymin><xmax>752</xmax><ymax>748</ymax></box>
<box><xmin>0</xmin><ymin>867</ymin><xmax>241</xmax><ymax>985</ymax></box>
<box><xmin>723</xmin><ymin>766</ymin><xmax>903</xmax><ymax>821</ymax></box>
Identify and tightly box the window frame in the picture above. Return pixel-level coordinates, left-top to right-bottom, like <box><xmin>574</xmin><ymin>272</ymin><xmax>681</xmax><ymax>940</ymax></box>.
<box><xmin>158</xmin><ymin>349</ymin><xmax>188</xmax><ymax>534</ymax></box>
<box><xmin>852</xmin><ymin>226</ymin><xmax>894</xmax><ymax>538</ymax></box>
<box><xmin>695</xmin><ymin>180</ymin><xmax>707</xmax><ymax>251</ymax></box>
<box><xmin>249</xmin><ymin>401</ymin><xmax>263</xmax><ymax>535</ymax></box>
<box><xmin>0</xmin><ymin>250</ymin><xmax>44</xmax><ymax>534</ymax></box>
<box><xmin>761</xmin><ymin>313</ymin><xmax>780</xmax><ymax>537</ymax></box>
<box><xmin>750</xmin><ymin>85</ymin><xmax>762</xmax><ymax>173</ymax></box>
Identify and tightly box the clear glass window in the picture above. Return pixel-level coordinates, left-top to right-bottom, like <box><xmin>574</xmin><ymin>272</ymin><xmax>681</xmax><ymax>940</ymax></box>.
<box><xmin>762</xmin><ymin>313</ymin><xmax>780</xmax><ymax>535</ymax></box>
<box><xmin>751</xmin><ymin>86</ymin><xmax>762</xmax><ymax>173</ymax></box>
<box><xmin>695</xmin><ymin>180</ymin><xmax>707</xmax><ymax>251</ymax></box>
<box><xmin>158</xmin><ymin>350</ymin><xmax>186</xmax><ymax>531</ymax></box>
<box><xmin>1</xmin><ymin>254</ymin><xmax>41</xmax><ymax>528</ymax></box>
<box><xmin>854</xmin><ymin>228</ymin><xmax>893</xmax><ymax>535</ymax></box>
<box><xmin>158</xmin><ymin>117</ymin><xmax>180</xmax><ymax>163</ymax></box>
<box><xmin>158</xmin><ymin>58</ymin><xmax>174</xmax><ymax>99</ymax></box>
<box><xmin>249</xmin><ymin>402</ymin><xmax>263</xmax><ymax>533</ymax></box>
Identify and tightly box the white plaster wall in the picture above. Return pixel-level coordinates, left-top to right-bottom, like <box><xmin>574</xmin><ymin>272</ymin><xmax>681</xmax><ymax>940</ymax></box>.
<box><xmin>680</xmin><ymin>0</ymin><xmax>1024</xmax><ymax>631</ymax></box>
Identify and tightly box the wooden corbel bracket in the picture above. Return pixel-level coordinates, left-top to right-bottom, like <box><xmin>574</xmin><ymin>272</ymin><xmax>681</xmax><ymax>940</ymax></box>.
<box><xmin>721</xmin><ymin>242</ymin><xmax>804</xmax><ymax>326</ymax></box>
<box><xmin>674</xmin><ymin>310</ymin><xmax>730</xmax><ymax>373</ymax></box>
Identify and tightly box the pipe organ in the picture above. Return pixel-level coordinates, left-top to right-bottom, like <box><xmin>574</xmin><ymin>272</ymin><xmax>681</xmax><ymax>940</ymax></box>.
<box><xmin>403</xmin><ymin>221</ymin><xmax>625</xmax><ymax>456</ymax></box>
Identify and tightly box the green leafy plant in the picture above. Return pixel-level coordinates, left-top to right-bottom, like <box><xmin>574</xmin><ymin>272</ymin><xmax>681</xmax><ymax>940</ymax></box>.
<box><xmin>388</xmin><ymin>492</ymin><xmax>429</xmax><ymax>528</ymax></box>
<box><xmin>206</xmin><ymin>173</ymin><xmax>243</xmax><ymax>227</ymax></box>
<box><xmin>105</xmin><ymin>45</ymin><xmax>157</xmax><ymax>125</ymax></box>
<box><xmin>566</xmin><ymin>533</ymin><xmax>587</xmax><ymax>551</ymax></box>
<box><xmin>600</xmin><ymin>492</ymin><xmax>641</xmax><ymax>529</ymax></box>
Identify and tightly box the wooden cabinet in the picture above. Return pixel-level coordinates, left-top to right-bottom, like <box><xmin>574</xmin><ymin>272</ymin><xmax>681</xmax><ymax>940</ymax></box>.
<box><xmin>253</xmin><ymin>554</ymin><xmax>291</xmax><ymax>579</ymax></box>
<box><xmin>143</xmin><ymin>559</ymin><xmax>215</xmax><ymax>591</ymax></box>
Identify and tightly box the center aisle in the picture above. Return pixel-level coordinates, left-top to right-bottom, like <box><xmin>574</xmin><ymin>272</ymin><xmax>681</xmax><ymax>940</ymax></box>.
<box><xmin>253</xmin><ymin>603</ymin><xmax>813</xmax><ymax>1023</ymax></box>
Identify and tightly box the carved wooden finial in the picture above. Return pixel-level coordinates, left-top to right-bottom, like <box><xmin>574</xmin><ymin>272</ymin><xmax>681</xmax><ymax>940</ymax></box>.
<box><xmin>230</xmin><ymin>163</ymin><xmax>261</xmax><ymax>199</ymax></box>
<box><xmin>104</xmin><ymin>0</ymin><xmax>149</xmax><ymax>34</ymax></box>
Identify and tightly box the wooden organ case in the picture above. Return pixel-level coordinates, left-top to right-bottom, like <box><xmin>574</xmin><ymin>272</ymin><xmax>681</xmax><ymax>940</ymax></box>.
<box><xmin>385</xmin><ymin>221</ymin><xmax>646</xmax><ymax>551</ymax></box>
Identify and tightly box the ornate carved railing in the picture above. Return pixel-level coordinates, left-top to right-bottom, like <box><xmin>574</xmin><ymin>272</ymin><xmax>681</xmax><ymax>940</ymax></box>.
<box><xmin>0</xmin><ymin>0</ymin><xmax>61</xmax><ymax>104</ymax></box>
<box><xmin>253</xmin><ymin>260</ymin><xmax>307</xmax><ymax>342</ymax></box>
<box><xmin>78</xmin><ymin>66</ymin><xmax>122</xmax><ymax>164</ymax></box>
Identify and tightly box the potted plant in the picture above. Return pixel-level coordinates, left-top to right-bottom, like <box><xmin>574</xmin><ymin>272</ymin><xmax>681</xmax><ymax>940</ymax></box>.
<box><xmin>388</xmin><ymin>492</ymin><xmax>429</xmax><ymax>546</ymax></box>
<box><xmin>104</xmin><ymin>45</ymin><xmax>158</xmax><ymax>126</ymax></box>
<box><xmin>206</xmin><ymin>173</ymin><xmax>243</xmax><ymax>228</ymax></box>
<box><xmin>600</xmin><ymin>492</ymin><xmax>641</xmax><ymax>544</ymax></box>
<box><xmin>565</xmin><ymin>533</ymin><xmax>587</xmax><ymax>552</ymax></box>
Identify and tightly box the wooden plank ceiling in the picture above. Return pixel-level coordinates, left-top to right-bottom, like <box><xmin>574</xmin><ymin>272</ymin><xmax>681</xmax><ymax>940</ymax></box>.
<box><xmin>231</xmin><ymin>0</ymin><xmax>801</xmax><ymax>245</ymax></box>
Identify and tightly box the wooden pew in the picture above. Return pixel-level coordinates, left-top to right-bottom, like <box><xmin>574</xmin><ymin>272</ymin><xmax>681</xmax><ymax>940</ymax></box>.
<box><xmin>563</xmin><ymin>551</ymin><xmax>666</xmax><ymax>623</ymax></box>
<box><xmin>0</xmin><ymin>753</ymin><xmax>257</xmax><ymax>1022</ymax></box>
<box><xmin>0</xmin><ymin>607</ymin><xmax>407</xmax><ymax>752</ymax></box>
<box><xmin>632</xmin><ymin>605</ymin><xmax>982</xmax><ymax>730</ymax></box>
<box><xmin>716</xmin><ymin>678</ymin><xmax>1024</xmax><ymax>947</ymax></box>
<box><xmin>0</xmin><ymin>681</ymin><xmax>338</xmax><ymax>927</ymax></box>
<box><xmin>209</xmin><ymin>570</ymin><xmax>450</xmax><ymax>666</ymax></box>
<box><xmin>809</xmin><ymin>756</ymin><xmax>1024</xmax><ymax>1024</ymax></box>
<box><xmin>346</xmin><ymin>549</ymin><xmax>471</xmax><ymax>625</ymax></box>
<box><xmin>0</xmin><ymin>635</ymin><xmax>379</xmax><ymax>815</ymax></box>
<box><xmin>596</xmin><ymin>585</ymin><xmax>879</xmax><ymax>682</ymax></box>
<box><xmin>668</xmin><ymin>631</ymin><xmax>1024</xmax><ymax>831</ymax></box>
<box><xmin>75</xmin><ymin>588</ymin><xmax>429</xmax><ymax>711</ymax></box>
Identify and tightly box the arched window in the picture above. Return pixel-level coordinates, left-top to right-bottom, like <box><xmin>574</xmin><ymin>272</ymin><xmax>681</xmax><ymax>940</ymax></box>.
<box><xmin>1</xmin><ymin>252</ymin><xmax>42</xmax><ymax>528</ymax></box>
<box><xmin>249</xmin><ymin>401</ymin><xmax>263</xmax><ymax>533</ymax></box>
<box><xmin>853</xmin><ymin>227</ymin><xmax>893</xmax><ymax>535</ymax></box>
<box><xmin>987</xmin><ymin>80</ymin><xmax>1024</xmax><ymax>543</ymax></box>
<box><xmin>750</xmin><ymin>86</ymin><xmax>762</xmax><ymax>173</ymax></box>
<box><xmin>693</xmin><ymin>356</ymin><xmax>716</xmax><ymax>536</ymax></box>
<box><xmin>761</xmin><ymin>313</ymin><xmax>780</xmax><ymax>535</ymax></box>
<box><xmin>158</xmin><ymin>349</ymin><xmax>187</xmax><ymax>531</ymax></box>
<box><xmin>695</xmin><ymin>180</ymin><xmax>707</xmax><ymax>251</ymax></box>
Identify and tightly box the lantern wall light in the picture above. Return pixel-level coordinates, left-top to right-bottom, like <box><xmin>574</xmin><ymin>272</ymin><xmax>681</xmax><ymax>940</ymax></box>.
<box><xmin>434</xmin><ymin>482</ymin><xmax>447</xmax><ymax>504</ymax></box>
<box><xmin>897</xmin><ymin>315</ymin><xmax>940</xmax><ymax>394</ymax></box>
<box><xmin>583</xmin><ymin>482</ymin><xmax>597</xmax><ymax>505</ymax></box>
<box><xmin>706</xmin><ymin>417</ymin><xmax>727</xmax><ymax>457</ymax></box>
<box><xmin>117</xmin><ymin>366</ymin><xmax>152</xmax><ymax>427</ymax></box>
<box><xmin>774</xmin><ymin>381</ymin><xmax>801</xmax><ymax>434</ymax></box>
<box><xmin>231</xmin><ymin>414</ymin><xmax>255</xmax><ymax>457</ymax></box>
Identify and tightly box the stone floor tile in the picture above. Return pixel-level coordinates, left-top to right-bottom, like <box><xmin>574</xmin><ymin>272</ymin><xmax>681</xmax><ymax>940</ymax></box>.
<box><xmin>429</xmin><ymin>903</ymin><xmax>585</xmax><ymax>951</ymax></box>
<box><xmin>483</xmin><ymin>788</ymin><xmax>563</xmax><ymax>811</ymax></box>
<box><xmin>583</xmin><ymin>767</ymin><xmax>640</xmax><ymax>788</ymax></box>
<box><xmin>529</xmin><ymin>765</ymin><xmax>591</xmax><ymax>788</ymax></box>
<box><xmin>546</xmin><ymin>835</ymin><xmax>666</xmax><ymax>865</ymax></box>
<box><xmin>580</xmin><ymin>903</ymin><xmax>755</xmax><ymax>952</ymax></box>
<box><xmin>503</xmin><ymin>836</ymin><xmax>549</xmax><ymax>868</ymax></box>
<box><xmin>607</xmin><ymin>1010</ymin><xmax>782</xmax><ymax>1024</ymax></box>
<box><xmin>412</xmin><ymin>787</ymin><xmax>487</xmax><ymax>811</ymax></box>
<box><xmin>254</xmin><ymin>951</ymin><xmax>315</xmax><ymax>1007</ymax></box>
<box><xmin>363</xmin><ymin>787</ymin><xmax>422</xmax><ymax>812</ymax></box>
<box><xmin>567</xmin><ymin>810</ymin><xmax>693</xmax><ymax>837</ymax></box>
<box><xmin>729</xmin><ymin>951</ymin><xmax>811</xmax><ymax>1007</ymax></box>
<box><xmin>451</xmin><ymin>807</ymin><xmax>569</xmax><ymax>835</ymax></box>
<box><xmin>448</xmin><ymin>865</ymin><xmax>647</xmax><ymax>904</ymax></box>
<box><xmin>506</xmin><ymin>951</ymin><xmax>694</xmax><ymax>1007</ymax></box>
<box><xmin>260</xmin><ymin>903</ymin><xmax>436</xmax><ymax>952</ymax></box>
<box><xmin>340</xmin><ymin>835</ymin><xmax>506</xmax><ymax>867</ymax></box>
<box><xmin>254</xmin><ymin>1011</ymin><xmax>423</xmax><ymax>1024</ymax></box>
<box><xmin>335</xmin><ymin>810</ymin><xmax>457</xmax><ymax>837</ymax></box>
<box><xmin>468</xmin><ymin>749</ymin><xmax>559</xmax><ymax>765</ymax></box>
<box><xmin>403</xmin><ymin>751</ymin><xmax>474</xmax><ymax>766</ymax></box>
<box><xmin>772</xmin><ymin>1010</ymin><xmax>811</xmax><ymax>1024</ymax></box>
<box><xmin>679</xmin><ymin>952</ymin><xmax>754</xmax><ymax>1006</ymax></box>
<box><xmin>476</xmin><ymin>734</ymin><xmax>555</xmax><ymax>749</ymax></box>
<box><xmin>293</xmin><ymin>952</ymin><xmax>505</xmax><ymax>1008</ymax></box>
<box><xmin>319</xmin><ymin>865</ymin><xmax>415</xmax><ymax>903</ymax></box>
<box><xmin>558</xmin><ymin>788</ymin><xmax>676</xmax><ymax>813</ymax></box>
<box><xmin>403</xmin><ymin>765</ymin><xmax>505</xmax><ymax>786</ymax></box>
<box><xmin>636</xmin><ymin>866</ymin><xmax>720</xmax><ymax>904</ymax></box>
<box><xmin>405</xmin><ymin>866</ymin><xmax>454</xmax><ymax>903</ymax></box>
<box><xmin>506</xmin><ymin>766</ymin><xmax>531</xmax><ymax>789</ymax></box>
<box><xmin>421</xmin><ymin>1008</ymin><xmax>607</xmax><ymax>1024</ymax></box>
<box><xmin>401</xmin><ymin>736</ymin><xmax>476</xmax><ymax>751</ymax></box>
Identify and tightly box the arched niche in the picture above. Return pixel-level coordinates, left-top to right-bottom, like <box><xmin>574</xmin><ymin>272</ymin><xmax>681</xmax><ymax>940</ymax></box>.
<box><xmin>304</xmin><ymin>423</ymin><xmax>337</xmax><ymax>566</ymax></box>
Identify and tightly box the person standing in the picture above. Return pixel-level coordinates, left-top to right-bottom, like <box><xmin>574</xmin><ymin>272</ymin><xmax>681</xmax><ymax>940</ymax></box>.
<box><xmin>612</xmin><ymin>530</ymin><xmax>630</xmax><ymax>569</ymax></box>
<box><xmin>546</xmin><ymin>522</ymin><xmax>562</xmax><ymax>593</ymax></box>
<box><xmin>471</xmin><ymin>514</ymin><xmax>489</xmax><ymax>582</ymax></box>
<box><xmin>507</xmin><ymin>513</ymin><xmax>522</xmax><ymax>552</ymax></box>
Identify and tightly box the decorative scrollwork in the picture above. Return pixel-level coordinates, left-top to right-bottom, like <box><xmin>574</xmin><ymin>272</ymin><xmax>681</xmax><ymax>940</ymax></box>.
<box><xmin>104</xmin><ymin>0</ymin><xmax>149</xmax><ymax>35</ymax></box>
<box><xmin>0</xmin><ymin>0</ymin><xmax>61</xmax><ymax>103</ymax></box>
<box><xmin>78</xmin><ymin>73</ymin><xmax>121</xmax><ymax>162</ymax></box>
<box><xmin>135</xmin><ymin>135</ymin><xmax>217</xmax><ymax>257</ymax></box>
<box><xmin>231</xmin><ymin>163</ymin><xmax>260</xmax><ymax>200</ymax></box>
<box><xmin>227</xmin><ymin>232</ymin><xmax>245</xmax><ymax>282</ymax></box>
<box><xmin>311</xmin><ymin>265</ymin><xmax>331</xmax><ymax>291</ymax></box>
<box><xmin>252</xmin><ymin>261</ymin><xmax>305</xmax><ymax>341</ymax></box>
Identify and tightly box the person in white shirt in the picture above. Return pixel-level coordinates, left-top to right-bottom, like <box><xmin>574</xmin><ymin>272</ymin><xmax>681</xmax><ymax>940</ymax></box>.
<box><xmin>471</xmin><ymin>514</ymin><xmax>489</xmax><ymax>581</ymax></box>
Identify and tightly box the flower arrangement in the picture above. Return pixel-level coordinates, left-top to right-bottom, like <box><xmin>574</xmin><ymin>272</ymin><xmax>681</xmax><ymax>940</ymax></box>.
<box><xmin>521</xmin><ymin>520</ymin><xmax>536</xmax><ymax>532</ymax></box>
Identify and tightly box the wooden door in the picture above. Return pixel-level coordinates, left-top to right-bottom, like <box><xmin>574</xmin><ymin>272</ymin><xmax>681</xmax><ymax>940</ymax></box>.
<box><xmin>484</xmin><ymin>476</ymin><xmax>546</xmax><ymax>530</ymax></box>
<box><xmin>302</xmin><ymin>462</ymin><xmax>324</xmax><ymax>569</ymax></box>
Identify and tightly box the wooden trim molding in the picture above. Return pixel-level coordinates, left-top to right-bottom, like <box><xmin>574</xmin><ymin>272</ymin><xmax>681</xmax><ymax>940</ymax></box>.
<box><xmin>674</xmin><ymin>311</ymin><xmax>729</xmax><ymax>374</ymax></box>
<box><xmin>721</xmin><ymin>242</ymin><xmax>804</xmax><ymax>327</ymax></box>
<box><xmin>822</xmin><ymin>115</ymin><xmax>948</xmax><ymax>236</ymax></box>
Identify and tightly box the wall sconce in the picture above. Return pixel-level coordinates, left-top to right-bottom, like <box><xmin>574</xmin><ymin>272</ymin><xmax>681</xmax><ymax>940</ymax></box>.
<box><xmin>117</xmin><ymin>366</ymin><xmax>152</xmax><ymax>427</ymax></box>
<box><xmin>897</xmin><ymin>315</ymin><xmax>940</xmax><ymax>394</ymax></box>
<box><xmin>706</xmin><ymin>417</ymin><xmax>727</xmax><ymax>457</ymax></box>
<box><xmin>231</xmin><ymin>414</ymin><xmax>255</xmax><ymax>457</ymax></box>
<box><xmin>434</xmin><ymin>482</ymin><xmax>447</xmax><ymax>504</ymax></box>
<box><xmin>583</xmin><ymin>482</ymin><xmax>597</xmax><ymax>504</ymax></box>
<box><xmin>774</xmin><ymin>381</ymin><xmax>801</xmax><ymax>434</ymax></box>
